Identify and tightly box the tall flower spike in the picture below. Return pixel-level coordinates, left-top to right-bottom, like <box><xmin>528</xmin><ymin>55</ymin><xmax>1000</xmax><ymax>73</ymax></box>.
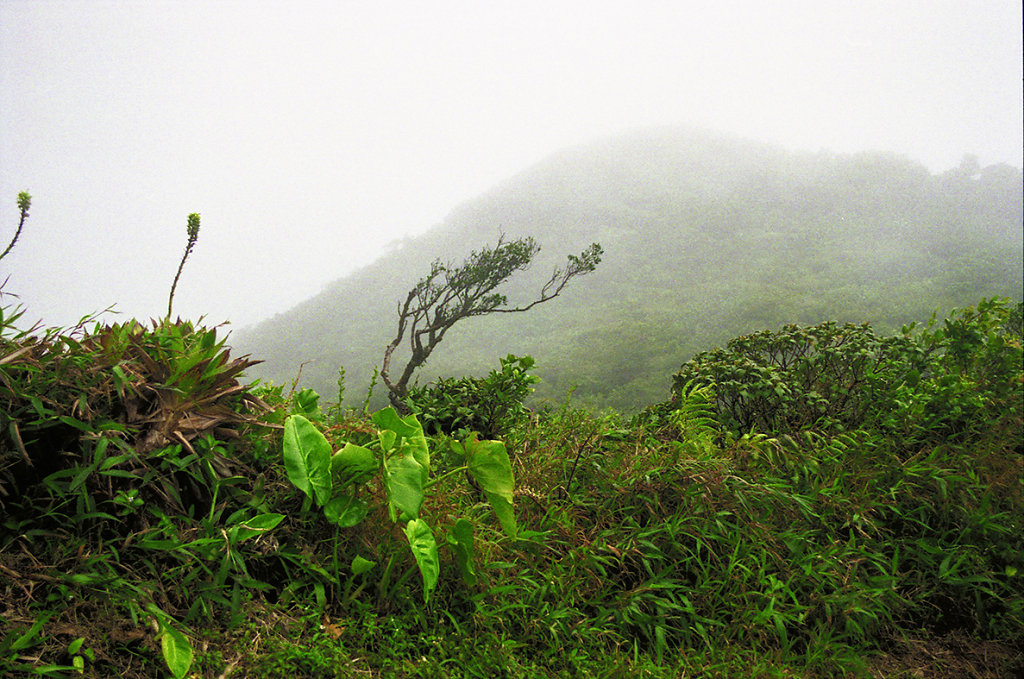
<box><xmin>1</xmin><ymin>191</ymin><xmax>32</xmax><ymax>262</ymax></box>
<box><xmin>168</xmin><ymin>213</ymin><xmax>201</xmax><ymax>319</ymax></box>
<box><xmin>186</xmin><ymin>212</ymin><xmax>200</xmax><ymax>243</ymax></box>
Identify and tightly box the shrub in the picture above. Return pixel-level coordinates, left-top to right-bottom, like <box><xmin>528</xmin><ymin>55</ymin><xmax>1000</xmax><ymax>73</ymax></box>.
<box><xmin>880</xmin><ymin>297</ymin><xmax>1023</xmax><ymax>449</ymax></box>
<box><xmin>669</xmin><ymin>297</ymin><xmax>1023</xmax><ymax>444</ymax></box>
<box><xmin>0</xmin><ymin>311</ymin><xmax>277</xmax><ymax>678</ymax></box>
<box><xmin>670</xmin><ymin>320</ymin><xmax>924</xmax><ymax>435</ymax></box>
<box><xmin>405</xmin><ymin>354</ymin><xmax>539</xmax><ymax>439</ymax></box>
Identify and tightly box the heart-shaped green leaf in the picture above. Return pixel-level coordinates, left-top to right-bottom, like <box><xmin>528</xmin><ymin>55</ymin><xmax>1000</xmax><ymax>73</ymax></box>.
<box><xmin>384</xmin><ymin>449</ymin><xmax>424</xmax><ymax>522</ymax></box>
<box><xmin>449</xmin><ymin>518</ymin><xmax>477</xmax><ymax>587</ymax></box>
<box><xmin>351</xmin><ymin>555</ymin><xmax>376</xmax><ymax>576</ymax></box>
<box><xmin>331</xmin><ymin>442</ymin><xmax>377</xmax><ymax>485</ymax></box>
<box><xmin>405</xmin><ymin>518</ymin><xmax>439</xmax><ymax>603</ymax></box>
<box><xmin>324</xmin><ymin>494</ymin><xmax>369</xmax><ymax>528</ymax></box>
<box><xmin>282</xmin><ymin>415</ymin><xmax>333</xmax><ymax>507</ymax></box>
<box><xmin>374</xmin><ymin>407</ymin><xmax>430</xmax><ymax>483</ymax></box>
<box><xmin>464</xmin><ymin>437</ymin><xmax>517</xmax><ymax>538</ymax></box>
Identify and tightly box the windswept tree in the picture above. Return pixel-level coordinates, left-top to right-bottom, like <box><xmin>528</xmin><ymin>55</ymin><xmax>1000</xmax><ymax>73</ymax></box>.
<box><xmin>381</xmin><ymin>235</ymin><xmax>603</xmax><ymax>411</ymax></box>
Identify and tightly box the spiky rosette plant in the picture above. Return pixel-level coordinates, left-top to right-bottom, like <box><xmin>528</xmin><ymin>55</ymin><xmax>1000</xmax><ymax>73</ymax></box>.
<box><xmin>0</xmin><ymin>206</ymin><xmax>274</xmax><ymax>523</ymax></box>
<box><xmin>0</xmin><ymin>316</ymin><xmax>270</xmax><ymax>522</ymax></box>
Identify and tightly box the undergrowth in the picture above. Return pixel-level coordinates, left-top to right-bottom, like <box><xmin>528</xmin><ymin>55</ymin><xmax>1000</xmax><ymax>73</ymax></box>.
<box><xmin>1</xmin><ymin>204</ymin><xmax>1021</xmax><ymax>679</ymax></box>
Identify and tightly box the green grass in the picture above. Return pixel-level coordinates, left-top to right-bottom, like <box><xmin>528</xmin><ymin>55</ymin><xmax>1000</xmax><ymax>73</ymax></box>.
<box><xmin>2</xmin><ymin>299</ymin><xmax>1022</xmax><ymax>679</ymax></box>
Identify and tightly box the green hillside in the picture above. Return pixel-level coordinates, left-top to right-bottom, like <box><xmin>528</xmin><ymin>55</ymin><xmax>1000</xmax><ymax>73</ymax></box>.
<box><xmin>2</xmin><ymin>185</ymin><xmax>1021</xmax><ymax>676</ymax></box>
<box><xmin>235</xmin><ymin>129</ymin><xmax>1023</xmax><ymax>411</ymax></box>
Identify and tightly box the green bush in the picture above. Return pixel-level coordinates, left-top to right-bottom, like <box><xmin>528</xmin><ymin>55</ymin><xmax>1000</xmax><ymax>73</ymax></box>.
<box><xmin>670</xmin><ymin>297</ymin><xmax>1022</xmax><ymax>445</ymax></box>
<box><xmin>0</xmin><ymin>307</ymin><xmax>283</xmax><ymax>676</ymax></box>
<box><xmin>874</xmin><ymin>297</ymin><xmax>1023</xmax><ymax>451</ymax></box>
<box><xmin>405</xmin><ymin>354</ymin><xmax>539</xmax><ymax>439</ymax></box>
<box><xmin>670</xmin><ymin>320</ymin><xmax>923</xmax><ymax>435</ymax></box>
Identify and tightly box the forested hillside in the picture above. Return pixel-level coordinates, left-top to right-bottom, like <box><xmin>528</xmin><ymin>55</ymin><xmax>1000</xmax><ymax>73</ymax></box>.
<box><xmin>235</xmin><ymin>129</ymin><xmax>1023</xmax><ymax>411</ymax></box>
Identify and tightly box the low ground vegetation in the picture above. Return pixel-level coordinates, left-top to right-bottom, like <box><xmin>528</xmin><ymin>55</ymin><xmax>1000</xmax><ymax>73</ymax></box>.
<box><xmin>1</xmin><ymin>294</ymin><xmax>1021</xmax><ymax>678</ymax></box>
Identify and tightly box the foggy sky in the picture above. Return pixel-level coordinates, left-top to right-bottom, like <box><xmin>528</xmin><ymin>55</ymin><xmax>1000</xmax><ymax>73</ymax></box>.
<box><xmin>1</xmin><ymin>1</ymin><xmax>1021</xmax><ymax>331</ymax></box>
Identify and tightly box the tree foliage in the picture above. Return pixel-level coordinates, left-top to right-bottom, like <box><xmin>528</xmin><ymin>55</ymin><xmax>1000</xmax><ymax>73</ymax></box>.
<box><xmin>670</xmin><ymin>297</ymin><xmax>1023</xmax><ymax>448</ymax></box>
<box><xmin>407</xmin><ymin>354</ymin><xmax>539</xmax><ymax>439</ymax></box>
<box><xmin>381</xmin><ymin>235</ymin><xmax>602</xmax><ymax>409</ymax></box>
<box><xmin>671</xmin><ymin>321</ymin><xmax>924</xmax><ymax>435</ymax></box>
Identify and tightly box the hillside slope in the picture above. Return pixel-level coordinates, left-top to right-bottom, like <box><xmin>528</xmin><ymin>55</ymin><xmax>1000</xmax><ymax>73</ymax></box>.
<box><xmin>234</xmin><ymin>129</ymin><xmax>1023</xmax><ymax>411</ymax></box>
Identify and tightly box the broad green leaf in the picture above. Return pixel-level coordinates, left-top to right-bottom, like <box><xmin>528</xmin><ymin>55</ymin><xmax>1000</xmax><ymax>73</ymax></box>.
<box><xmin>384</xmin><ymin>450</ymin><xmax>424</xmax><ymax>522</ymax></box>
<box><xmin>373</xmin><ymin>407</ymin><xmax>430</xmax><ymax>482</ymax></box>
<box><xmin>331</xmin><ymin>442</ymin><xmax>377</xmax><ymax>485</ymax></box>
<box><xmin>159</xmin><ymin>623</ymin><xmax>193</xmax><ymax>679</ymax></box>
<box><xmin>465</xmin><ymin>437</ymin><xmax>518</xmax><ymax>538</ymax></box>
<box><xmin>282</xmin><ymin>415</ymin><xmax>333</xmax><ymax>507</ymax></box>
<box><xmin>292</xmin><ymin>388</ymin><xmax>321</xmax><ymax>419</ymax></box>
<box><xmin>351</xmin><ymin>555</ymin><xmax>376</xmax><ymax>576</ymax></box>
<box><xmin>372</xmin><ymin>406</ymin><xmax>422</xmax><ymax>441</ymax></box>
<box><xmin>405</xmin><ymin>519</ymin><xmax>439</xmax><ymax>603</ymax></box>
<box><xmin>233</xmin><ymin>513</ymin><xmax>285</xmax><ymax>542</ymax></box>
<box><xmin>485</xmin><ymin>484</ymin><xmax>518</xmax><ymax>539</ymax></box>
<box><xmin>449</xmin><ymin>518</ymin><xmax>477</xmax><ymax>587</ymax></box>
<box><xmin>324</xmin><ymin>494</ymin><xmax>369</xmax><ymax>527</ymax></box>
<box><xmin>378</xmin><ymin>428</ymin><xmax>397</xmax><ymax>452</ymax></box>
